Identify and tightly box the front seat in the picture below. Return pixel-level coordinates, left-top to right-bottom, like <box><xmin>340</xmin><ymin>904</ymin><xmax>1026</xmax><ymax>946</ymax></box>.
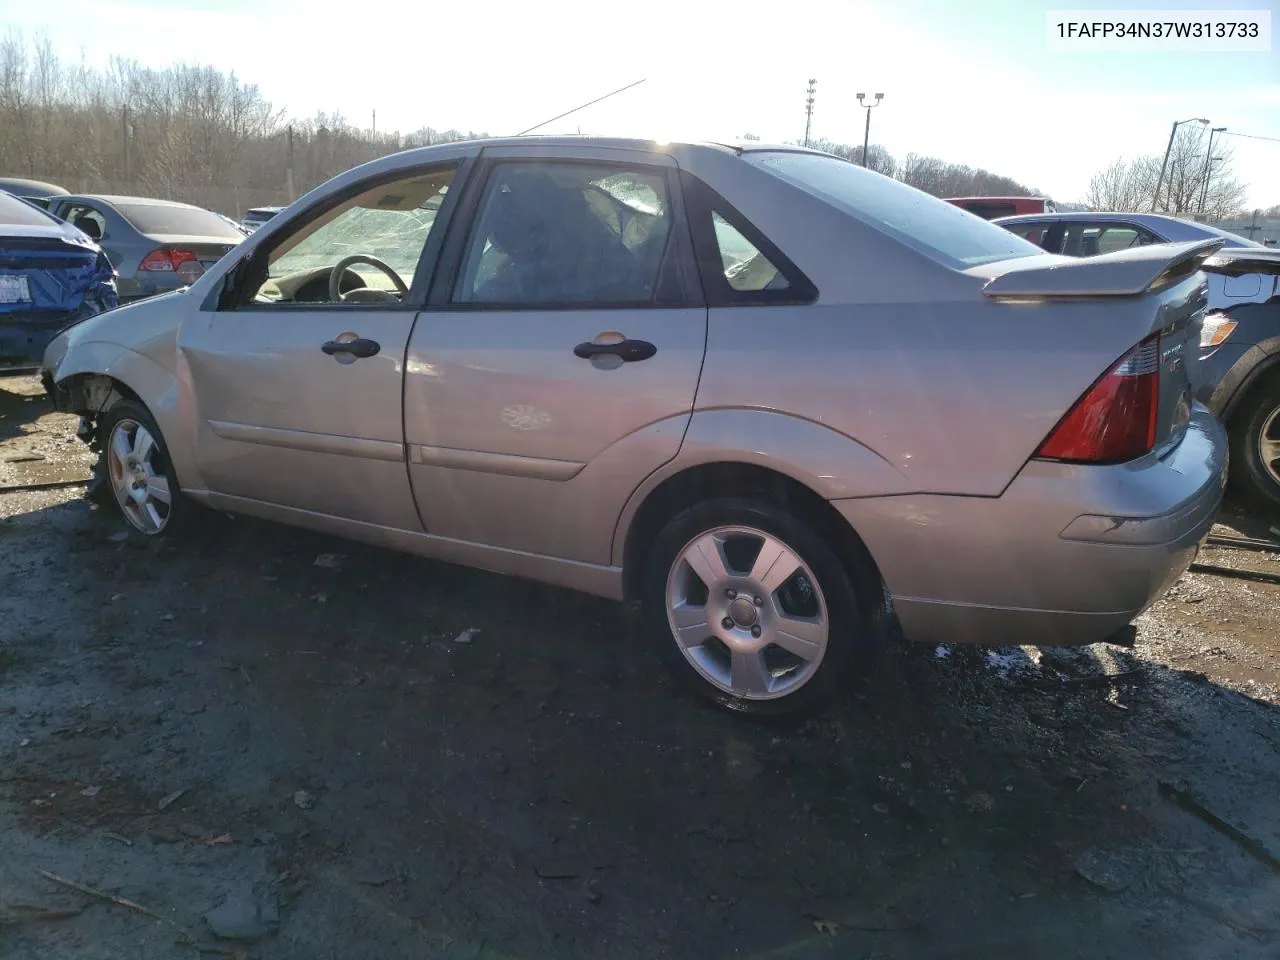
<box><xmin>73</xmin><ymin>216</ymin><xmax>102</xmax><ymax>241</ymax></box>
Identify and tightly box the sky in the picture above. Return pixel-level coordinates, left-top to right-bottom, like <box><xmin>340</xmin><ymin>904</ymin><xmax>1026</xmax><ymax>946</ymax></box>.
<box><xmin>2</xmin><ymin>0</ymin><xmax>1277</xmax><ymax>207</ymax></box>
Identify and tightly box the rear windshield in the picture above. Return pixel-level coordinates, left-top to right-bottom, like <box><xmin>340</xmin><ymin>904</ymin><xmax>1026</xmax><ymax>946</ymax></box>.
<box><xmin>1188</xmin><ymin>221</ymin><xmax>1263</xmax><ymax>248</ymax></box>
<box><xmin>116</xmin><ymin>203</ymin><xmax>245</xmax><ymax>240</ymax></box>
<box><xmin>245</xmin><ymin>208</ymin><xmax>279</xmax><ymax>219</ymax></box>
<box><xmin>746</xmin><ymin>152</ymin><xmax>1043</xmax><ymax>268</ymax></box>
<box><xmin>0</xmin><ymin>191</ymin><xmax>59</xmax><ymax>227</ymax></box>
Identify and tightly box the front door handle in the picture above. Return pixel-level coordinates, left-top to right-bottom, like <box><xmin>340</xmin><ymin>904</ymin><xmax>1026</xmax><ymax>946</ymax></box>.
<box><xmin>321</xmin><ymin>337</ymin><xmax>380</xmax><ymax>359</ymax></box>
<box><xmin>573</xmin><ymin>338</ymin><xmax>657</xmax><ymax>363</ymax></box>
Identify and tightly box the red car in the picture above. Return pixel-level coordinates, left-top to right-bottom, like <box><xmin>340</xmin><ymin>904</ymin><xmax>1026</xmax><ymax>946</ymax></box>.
<box><xmin>945</xmin><ymin>197</ymin><xmax>1056</xmax><ymax>220</ymax></box>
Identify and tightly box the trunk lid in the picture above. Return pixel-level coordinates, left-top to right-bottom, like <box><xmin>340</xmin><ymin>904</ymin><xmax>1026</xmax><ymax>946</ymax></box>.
<box><xmin>144</xmin><ymin>235</ymin><xmax>240</xmax><ymax>270</ymax></box>
<box><xmin>973</xmin><ymin>239</ymin><xmax>1222</xmax><ymax>458</ymax></box>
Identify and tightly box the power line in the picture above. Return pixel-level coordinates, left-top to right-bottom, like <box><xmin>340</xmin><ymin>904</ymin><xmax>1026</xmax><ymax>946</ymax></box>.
<box><xmin>1220</xmin><ymin>130</ymin><xmax>1280</xmax><ymax>143</ymax></box>
<box><xmin>513</xmin><ymin>79</ymin><xmax>647</xmax><ymax>137</ymax></box>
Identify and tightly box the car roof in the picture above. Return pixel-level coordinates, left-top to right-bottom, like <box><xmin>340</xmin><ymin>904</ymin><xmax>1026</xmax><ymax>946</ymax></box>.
<box><xmin>60</xmin><ymin>194</ymin><xmax>207</xmax><ymax>210</ymax></box>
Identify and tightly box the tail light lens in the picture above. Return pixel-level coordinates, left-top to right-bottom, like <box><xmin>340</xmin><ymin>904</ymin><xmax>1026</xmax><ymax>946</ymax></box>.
<box><xmin>139</xmin><ymin>247</ymin><xmax>205</xmax><ymax>285</ymax></box>
<box><xmin>1034</xmin><ymin>334</ymin><xmax>1160</xmax><ymax>464</ymax></box>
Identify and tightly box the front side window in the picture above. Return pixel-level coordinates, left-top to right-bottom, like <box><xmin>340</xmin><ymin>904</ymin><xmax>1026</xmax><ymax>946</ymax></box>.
<box><xmin>454</xmin><ymin>162</ymin><xmax>672</xmax><ymax>305</ymax></box>
<box><xmin>248</xmin><ymin>165</ymin><xmax>456</xmax><ymax>305</ymax></box>
<box><xmin>746</xmin><ymin>151</ymin><xmax>1042</xmax><ymax>268</ymax></box>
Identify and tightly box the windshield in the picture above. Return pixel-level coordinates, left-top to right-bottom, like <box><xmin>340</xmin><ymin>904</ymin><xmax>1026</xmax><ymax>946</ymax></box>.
<box><xmin>0</xmin><ymin>191</ymin><xmax>60</xmax><ymax>228</ymax></box>
<box><xmin>746</xmin><ymin>151</ymin><xmax>1043</xmax><ymax>268</ymax></box>
<box><xmin>116</xmin><ymin>202</ymin><xmax>246</xmax><ymax>239</ymax></box>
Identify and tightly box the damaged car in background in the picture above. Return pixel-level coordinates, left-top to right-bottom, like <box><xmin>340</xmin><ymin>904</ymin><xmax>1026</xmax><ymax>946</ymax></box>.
<box><xmin>1</xmin><ymin>190</ymin><xmax>117</xmax><ymax>370</ymax></box>
<box><xmin>40</xmin><ymin>138</ymin><xmax>1228</xmax><ymax>715</ymax></box>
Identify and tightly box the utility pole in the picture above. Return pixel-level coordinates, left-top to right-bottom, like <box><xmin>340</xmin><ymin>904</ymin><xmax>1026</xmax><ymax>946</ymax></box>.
<box><xmin>856</xmin><ymin>92</ymin><xmax>883</xmax><ymax>167</ymax></box>
<box><xmin>803</xmin><ymin>79</ymin><xmax>816</xmax><ymax>148</ymax></box>
<box><xmin>372</xmin><ymin>109</ymin><xmax>376</xmax><ymax>139</ymax></box>
<box><xmin>1198</xmin><ymin>127</ymin><xmax>1226</xmax><ymax>216</ymax></box>
<box><xmin>286</xmin><ymin>124</ymin><xmax>296</xmax><ymax>202</ymax></box>
<box><xmin>122</xmin><ymin>105</ymin><xmax>131</xmax><ymax>183</ymax></box>
<box><xmin>1153</xmin><ymin>117</ymin><xmax>1208</xmax><ymax>211</ymax></box>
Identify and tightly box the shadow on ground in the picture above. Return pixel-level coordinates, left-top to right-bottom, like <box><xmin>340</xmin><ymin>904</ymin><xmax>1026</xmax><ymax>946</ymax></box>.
<box><xmin>1</xmin><ymin>373</ymin><xmax>1279</xmax><ymax>959</ymax></box>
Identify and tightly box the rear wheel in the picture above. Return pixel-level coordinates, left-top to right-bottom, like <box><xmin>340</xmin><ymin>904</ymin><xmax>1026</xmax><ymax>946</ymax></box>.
<box><xmin>641</xmin><ymin>497</ymin><xmax>880</xmax><ymax>716</ymax></box>
<box><xmin>1228</xmin><ymin>378</ymin><xmax>1280</xmax><ymax>515</ymax></box>
<box><xmin>97</xmin><ymin>399</ymin><xmax>188</xmax><ymax>536</ymax></box>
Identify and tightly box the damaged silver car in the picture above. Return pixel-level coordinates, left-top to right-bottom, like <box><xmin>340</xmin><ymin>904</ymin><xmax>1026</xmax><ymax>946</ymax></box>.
<box><xmin>40</xmin><ymin>138</ymin><xmax>1227</xmax><ymax>714</ymax></box>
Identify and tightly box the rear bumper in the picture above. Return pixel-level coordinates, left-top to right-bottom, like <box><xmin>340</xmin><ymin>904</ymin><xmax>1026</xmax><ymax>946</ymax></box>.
<box><xmin>833</xmin><ymin>405</ymin><xmax>1227</xmax><ymax>647</ymax></box>
<box><xmin>0</xmin><ymin>312</ymin><xmax>76</xmax><ymax>369</ymax></box>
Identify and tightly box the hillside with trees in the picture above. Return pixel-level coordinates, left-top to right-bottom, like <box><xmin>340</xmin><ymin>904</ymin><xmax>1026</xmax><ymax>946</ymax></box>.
<box><xmin>1</xmin><ymin>33</ymin><xmax>1044</xmax><ymax>216</ymax></box>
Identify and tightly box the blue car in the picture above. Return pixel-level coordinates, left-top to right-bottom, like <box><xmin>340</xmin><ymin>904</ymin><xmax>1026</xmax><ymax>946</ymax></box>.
<box><xmin>0</xmin><ymin>190</ymin><xmax>118</xmax><ymax>369</ymax></box>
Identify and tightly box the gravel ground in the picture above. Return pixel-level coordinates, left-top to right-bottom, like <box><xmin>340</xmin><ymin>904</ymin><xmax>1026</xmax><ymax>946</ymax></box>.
<box><xmin>2</xmin><ymin>372</ymin><xmax>1280</xmax><ymax>960</ymax></box>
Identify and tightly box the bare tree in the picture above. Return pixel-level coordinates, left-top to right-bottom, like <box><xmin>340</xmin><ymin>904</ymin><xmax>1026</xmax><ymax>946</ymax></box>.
<box><xmin>1087</xmin><ymin>125</ymin><xmax>1250</xmax><ymax>218</ymax></box>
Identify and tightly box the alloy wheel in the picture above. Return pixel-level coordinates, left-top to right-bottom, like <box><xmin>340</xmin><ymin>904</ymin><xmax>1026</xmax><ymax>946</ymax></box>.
<box><xmin>106</xmin><ymin>418</ymin><xmax>172</xmax><ymax>534</ymax></box>
<box><xmin>665</xmin><ymin>525</ymin><xmax>829</xmax><ymax>700</ymax></box>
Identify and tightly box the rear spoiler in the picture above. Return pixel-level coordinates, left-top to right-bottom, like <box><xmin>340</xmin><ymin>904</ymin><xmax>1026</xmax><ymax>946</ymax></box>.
<box><xmin>981</xmin><ymin>238</ymin><xmax>1224</xmax><ymax>299</ymax></box>
<box><xmin>1200</xmin><ymin>249</ymin><xmax>1280</xmax><ymax>277</ymax></box>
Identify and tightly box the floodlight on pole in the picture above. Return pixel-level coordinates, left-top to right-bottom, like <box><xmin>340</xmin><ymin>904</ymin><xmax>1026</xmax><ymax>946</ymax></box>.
<box><xmin>856</xmin><ymin>92</ymin><xmax>884</xmax><ymax>168</ymax></box>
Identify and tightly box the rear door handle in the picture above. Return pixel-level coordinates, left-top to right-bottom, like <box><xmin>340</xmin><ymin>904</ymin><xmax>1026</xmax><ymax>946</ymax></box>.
<box><xmin>321</xmin><ymin>337</ymin><xmax>380</xmax><ymax>359</ymax></box>
<box><xmin>573</xmin><ymin>338</ymin><xmax>657</xmax><ymax>363</ymax></box>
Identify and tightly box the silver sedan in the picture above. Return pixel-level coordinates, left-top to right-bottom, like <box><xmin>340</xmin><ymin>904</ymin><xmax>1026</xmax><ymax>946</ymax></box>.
<box><xmin>40</xmin><ymin>138</ymin><xmax>1227</xmax><ymax>715</ymax></box>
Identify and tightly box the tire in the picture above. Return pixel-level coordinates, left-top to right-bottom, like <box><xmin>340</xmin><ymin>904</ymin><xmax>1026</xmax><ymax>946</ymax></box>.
<box><xmin>1228</xmin><ymin>378</ymin><xmax>1280</xmax><ymax>516</ymax></box>
<box><xmin>95</xmin><ymin>398</ymin><xmax>191</xmax><ymax>536</ymax></box>
<box><xmin>640</xmin><ymin>497</ymin><xmax>881</xmax><ymax>717</ymax></box>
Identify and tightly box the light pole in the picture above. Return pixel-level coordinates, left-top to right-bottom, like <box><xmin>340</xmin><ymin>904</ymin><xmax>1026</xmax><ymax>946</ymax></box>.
<box><xmin>1198</xmin><ymin>127</ymin><xmax>1226</xmax><ymax>216</ymax></box>
<box><xmin>804</xmin><ymin>79</ymin><xmax>817</xmax><ymax>148</ymax></box>
<box><xmin>856</xmin><ymin>92</ymin><xmax>883</xmax><ymax>167</ymax></box>
<box><xmin>1153</xmin><ymin>117</ymin><xmax>1208</xmax><ymax>211</ymax></box>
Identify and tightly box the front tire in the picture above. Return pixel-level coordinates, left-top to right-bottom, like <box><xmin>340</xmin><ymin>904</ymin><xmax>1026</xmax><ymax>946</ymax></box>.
<box><xmin>97</xmin><ymin>399</ymin><xmax>188</xmax><ymax>536</ymax></box>
<box><xmin>641</xmin><ymin>497</ymin><xmax>880</xmax><ymax>717</ymax></box>
<box><xmin>1228</xmin><ymin>378</ymin><xmax>1280</xmax><ymax>515</ymax></box>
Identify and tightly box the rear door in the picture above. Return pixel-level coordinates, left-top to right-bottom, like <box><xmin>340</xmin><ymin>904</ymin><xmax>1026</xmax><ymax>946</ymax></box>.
<box><xmin>403</xmin><ymin>145</ymin><xmax>707</xmax><ymax>564</ymax></box>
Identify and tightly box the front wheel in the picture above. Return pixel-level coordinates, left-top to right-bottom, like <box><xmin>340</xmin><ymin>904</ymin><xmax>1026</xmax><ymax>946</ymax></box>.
<box><xmin>641</xmin><ymin>498</ymin><xmax>880</xmax><ymax>716</ymax></box>
<box><xmin>97</xmin><ymin>399</ymin><xmax>187</xmax><ymax>535</ymax></box>
<box><xmin>1228</xmin><ymin>379</ymin><xmax>1280</xmax><ymax>515</ymax></box>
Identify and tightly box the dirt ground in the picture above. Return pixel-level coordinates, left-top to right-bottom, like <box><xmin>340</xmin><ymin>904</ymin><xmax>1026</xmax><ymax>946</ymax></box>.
<box><xmin>2</xmin><ymin>371</ymin><xmax>1280</xmax><ymax>960</ymax></box>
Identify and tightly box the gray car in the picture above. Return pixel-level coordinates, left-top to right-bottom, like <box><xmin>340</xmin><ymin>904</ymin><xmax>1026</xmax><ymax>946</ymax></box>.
<box><xmin>997</xmin><ymin>211</ymin><xmax>1280</xmax><ymax>513</ymax></box>
<box><xmin>39</xmin><ymin>138</ymin><xmax>1227</xmax><ymax>715</ymax></box>
<box><xmin>43</xmin><ymin>195</ymin><xmax>245</xmax><ymax>302</ymax></box>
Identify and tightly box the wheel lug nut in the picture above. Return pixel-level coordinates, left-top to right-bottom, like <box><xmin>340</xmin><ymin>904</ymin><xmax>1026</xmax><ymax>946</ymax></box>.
<box><xmin>751</xmin><ymin>625</ymin><xmax>762</xmax><ymax>638</ymax></box>
<box><xmin>721</xmin><ymin>617</ymin><xmax>734</xmax><ymax>630</ymax></box>
<box><xmin>753</xmin><ymin>596</ymin><xmax>763</xmax><ymax>607</ymax></box>
<box><xmin>726</xmin><ymin>589</ymin><xmax>737</xmax><ymax>599</ymax></box>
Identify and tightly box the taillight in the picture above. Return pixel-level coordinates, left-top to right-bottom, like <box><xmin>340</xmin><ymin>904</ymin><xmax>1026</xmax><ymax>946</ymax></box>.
<box><xmin>139</xmin><ymin>248</ymin><xmax>205</xmax><ymax>285</ymax></box>
<box><xmin>1034</xmin><ymin>334</ymin><xmax>1161</xmax><ymax>464</ymax></box>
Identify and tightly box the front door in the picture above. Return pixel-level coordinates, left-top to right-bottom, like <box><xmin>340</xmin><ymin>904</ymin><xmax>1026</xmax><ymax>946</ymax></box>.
<box><xmin>180</xmin><ymin>159</ymin><xmax>466</xmax><ymax>529</ymax></box>
<box><xmin>404</xmin><ymin>147</ymin><xmax>707</xmax><ymax>564</ymax></box>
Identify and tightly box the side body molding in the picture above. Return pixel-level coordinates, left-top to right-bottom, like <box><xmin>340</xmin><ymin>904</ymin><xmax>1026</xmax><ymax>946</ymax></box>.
<box><xmin>611</xmin><ymin>407</ymin><xmax>912</xmax><ymax>566</ymax></box>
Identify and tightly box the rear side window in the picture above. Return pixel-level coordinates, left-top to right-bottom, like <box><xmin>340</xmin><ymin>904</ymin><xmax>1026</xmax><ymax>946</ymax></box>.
<box><xmin>116</xmin><ymin>203</ymin><xmax>245</xmax><ymax>240</ymax></box>
<box><xmin>454</xmin><ymin>161</ymin><xmax>675</xmax><ymax>306</ymax></box>
<box><xmin>0</xmin><ymin>191</ymin><xmax>58</xmax><ymax>227</ymax></box>
<box><xmin>713</xmin><ymin>213</ymin><xmax>789</xmax><ymax>292</ymax></box>
<box><xmin>747</xmin><ymin>152</ymin><xmax>1042</xmax><ymax>268</ymax></box>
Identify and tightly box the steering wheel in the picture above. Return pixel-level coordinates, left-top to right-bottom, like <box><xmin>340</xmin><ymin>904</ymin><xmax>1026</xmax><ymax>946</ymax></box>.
<box><xmin>328</xmin><ymin>254</ymin><xmax>409</xmax><ymax>303</ymax></box>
